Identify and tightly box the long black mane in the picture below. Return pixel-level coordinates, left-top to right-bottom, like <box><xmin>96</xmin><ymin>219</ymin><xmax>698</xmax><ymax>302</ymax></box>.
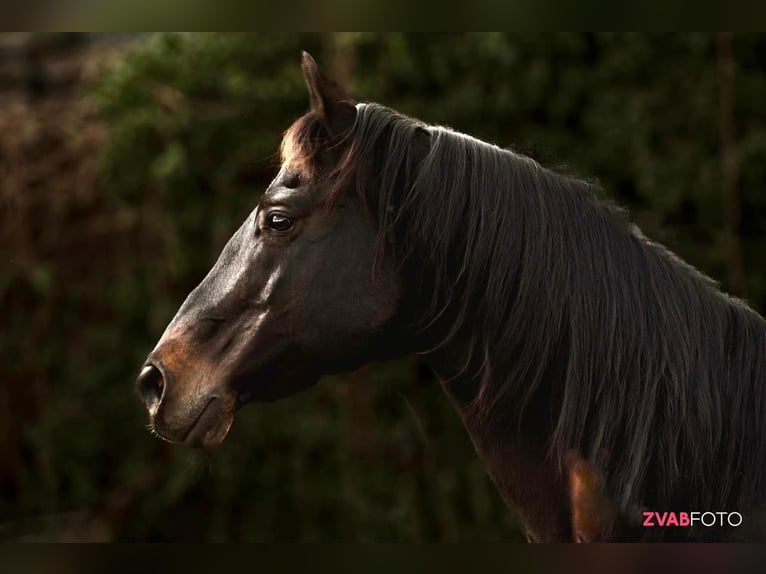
<box><xmin>285</xmin><ymin>101</ymin><xmax>766</xmax><ymax>517</ymax></box>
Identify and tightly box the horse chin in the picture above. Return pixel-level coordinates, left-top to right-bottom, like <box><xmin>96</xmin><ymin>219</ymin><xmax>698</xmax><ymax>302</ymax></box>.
<box><xmin>162</xmin><ymin>394</ymin><xmax>237</xmax><ymax>449</ymax></box>
<box><xmin>184</xmin><ymin>408</ymin><xmax>235</xmax><ymax>449</ymax></box>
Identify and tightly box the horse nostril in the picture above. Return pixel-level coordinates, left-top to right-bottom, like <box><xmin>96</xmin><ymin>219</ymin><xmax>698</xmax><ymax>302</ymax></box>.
<box><xmin>136</xmin><ymin>364</ymin><xmax>165</xmax><ymax>410</ymax></box>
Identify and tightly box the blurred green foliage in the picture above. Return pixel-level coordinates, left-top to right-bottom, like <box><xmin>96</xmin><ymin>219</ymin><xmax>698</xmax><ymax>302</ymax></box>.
<box><xmin>4</xmin><ymin>33</ymin><xmax>766</xmax><ymax>541</ymax></box>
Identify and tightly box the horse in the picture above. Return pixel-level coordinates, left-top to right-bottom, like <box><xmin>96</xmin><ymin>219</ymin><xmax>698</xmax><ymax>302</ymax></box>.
<box><xmin>136</xmin><ymin>52</ymin><xmax>766</xmax><ymax>542</ymax></box>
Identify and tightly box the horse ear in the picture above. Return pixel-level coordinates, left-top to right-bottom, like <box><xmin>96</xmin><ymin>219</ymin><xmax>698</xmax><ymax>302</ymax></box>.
<box><xmin>301</xmin><ymin>51</ymin><xmax>355</xmax><ymax>132</ymax></box>
<box><xmin>567</xmin><ymin>453</ymin><xmax>618</xmax><ymax>542</ymax></box>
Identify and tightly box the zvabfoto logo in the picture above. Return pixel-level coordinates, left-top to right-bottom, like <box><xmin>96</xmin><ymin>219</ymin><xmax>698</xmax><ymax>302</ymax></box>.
<box><xmin>642</xmin><ymin>511</ymin><xmax>743</xmax><ymax>528</ymax></box>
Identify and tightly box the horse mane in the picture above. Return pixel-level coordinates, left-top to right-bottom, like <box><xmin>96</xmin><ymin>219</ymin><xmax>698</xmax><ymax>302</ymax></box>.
<box><xmin>282</xmin><ymin>102</ymin><xmax>766</xmax><ymax>514</ymax></box>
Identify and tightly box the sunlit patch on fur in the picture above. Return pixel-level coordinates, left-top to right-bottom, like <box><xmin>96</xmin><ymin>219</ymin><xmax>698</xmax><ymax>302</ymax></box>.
<box><xmin>279</xmin><ymin>129</ymin><xmax>299</xmax><ymax>167</ymax></box>
<box><xmin>279</xmin><ymin>114</ymin><xmax>322</xmax><ymax>179</ymax></box>
<box><xmin>569</xmin><ymin>456</ymin><xmax>599</xmax><ymax>502</ymax></box>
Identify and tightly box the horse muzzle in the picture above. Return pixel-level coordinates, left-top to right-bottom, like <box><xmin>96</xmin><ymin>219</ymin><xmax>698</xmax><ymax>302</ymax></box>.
<box><xmin>136</xmin><ymin>352</ymin><xmax>236</xmax><ymax>449</ymax></box>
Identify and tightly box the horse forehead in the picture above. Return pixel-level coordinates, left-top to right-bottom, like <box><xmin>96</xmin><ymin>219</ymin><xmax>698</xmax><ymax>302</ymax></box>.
<box><xmin>261</xmin><ymin>182</ymin><xmax>322</xmax><ymax>208</ymax></box>
<box><xmin>263</xmin><ymin>187</ymin><xmax>296</xmax><ymax>203</ymax></box>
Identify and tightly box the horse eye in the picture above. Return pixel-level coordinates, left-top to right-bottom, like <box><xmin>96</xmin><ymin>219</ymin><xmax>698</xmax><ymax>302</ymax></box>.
<box><xmin>266</xmin><ymin>213</ymin><xmax>294</xmax><ymax>233</ymax></box>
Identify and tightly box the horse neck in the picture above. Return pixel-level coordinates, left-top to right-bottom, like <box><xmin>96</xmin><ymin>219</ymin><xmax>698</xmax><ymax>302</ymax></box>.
<box><xmin>419</xmin><ymin>330</ymin><xmax>573</xmax><ymax>541</ymax></box>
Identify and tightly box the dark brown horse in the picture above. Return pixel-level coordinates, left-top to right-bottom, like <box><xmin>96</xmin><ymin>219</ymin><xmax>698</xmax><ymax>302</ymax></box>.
<box><xmin>137</xmin><ymin>53</ymin><xmax>766</xmax><ymax>541</ymax></box>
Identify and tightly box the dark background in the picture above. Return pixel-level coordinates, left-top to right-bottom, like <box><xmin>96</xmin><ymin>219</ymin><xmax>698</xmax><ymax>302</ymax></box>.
<box><xmin>1</xmin><ymin>32</ymin><xmax>764</xmax><ymax>541</ymax></box>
